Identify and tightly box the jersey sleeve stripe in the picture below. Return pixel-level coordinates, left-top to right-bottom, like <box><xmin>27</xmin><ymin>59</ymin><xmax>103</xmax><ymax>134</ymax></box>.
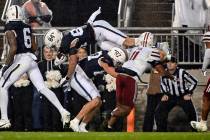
<box><xmin>152</xmin><ymin>51</ymin><xmax>160</xmax><ymax>55</ymax></box>
<box><xmin>143</xmin><ymin>32</ymin><xmax>149</xmax><ymax>47</ymax></box>
<box><xmin>151</xmin><ymin>54</ymin><xmax>160</xmax><ymax>58</ymax></box>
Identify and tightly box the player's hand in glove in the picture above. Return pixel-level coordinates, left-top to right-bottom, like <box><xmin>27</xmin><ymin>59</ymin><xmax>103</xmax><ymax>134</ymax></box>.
<box><xmin>60</xmin><ymin>76</ymin><xmax>71</xmax><ymax>92</ymax></box>
<box><xmin>54</xmin><ymin>53</ymin><xmax>67</xmax><ymax>66</ymax></box>
<box><xmin>60</xmin><ymin>76</ymin><xmax>70</xmax><ymax>86</ymax></box>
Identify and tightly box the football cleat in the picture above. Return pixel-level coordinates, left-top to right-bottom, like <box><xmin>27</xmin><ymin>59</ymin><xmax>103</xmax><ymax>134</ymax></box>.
<box><xmin>79</xmin><ymin>125</ymin><xmax>88</xmax><ymax>132</ymax></box>
<box><xmin>61</xmin><ymin>110</ymin><xmax>71</xmax><ymax>129</ymax></box>
<box><xmin>69</xmin><ymin>120</ymin><xmax>80</xmax><ymax>132</ymax></box>
<box><xmin>190</xmin><ymin>121</ymin><xmax>208</xmax><ymax>132</ymax></box>
<box><xmin>0</xmin><ymin>119</ymin><xmax>11</xmax><ymax>129</ymax></box>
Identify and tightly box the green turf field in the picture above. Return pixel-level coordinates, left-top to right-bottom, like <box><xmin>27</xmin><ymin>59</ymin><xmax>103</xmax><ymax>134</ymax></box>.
<box><xmin>0</xmin><ymin>132</ymin><xmax>209</xmax><ymax>140</ymax></box>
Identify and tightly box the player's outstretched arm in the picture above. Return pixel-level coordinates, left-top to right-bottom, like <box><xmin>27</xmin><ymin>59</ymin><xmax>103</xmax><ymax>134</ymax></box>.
<box><xmin>5</xmin><ymin>31</ymin><xmax>17</xmax><ymax>65</ymax></box>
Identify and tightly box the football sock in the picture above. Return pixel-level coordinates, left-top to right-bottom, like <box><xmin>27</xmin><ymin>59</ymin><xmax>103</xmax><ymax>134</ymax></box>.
<box><xmin>0</xmin><ymin>87</ymin><xmax>9</xmax><ymax>120</ymax></box>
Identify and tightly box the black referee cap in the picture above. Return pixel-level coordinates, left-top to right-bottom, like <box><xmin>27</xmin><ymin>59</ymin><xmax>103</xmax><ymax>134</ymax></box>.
<box><xmin>169</xmin><ymin>56</ymin><xmax>177</xmax><ymax>63</ymax></box>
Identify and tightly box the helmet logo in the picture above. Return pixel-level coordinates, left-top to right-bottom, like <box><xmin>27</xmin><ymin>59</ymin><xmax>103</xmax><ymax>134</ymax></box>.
<box><xmin>114</xmin><ymin>50</ymin><xmax>121</xmax><ymax>57</ymax></box>
<box><xmin>48</xmin><ymin>32</ymin><xmax>55</xmax><ymax>42</ymax></box>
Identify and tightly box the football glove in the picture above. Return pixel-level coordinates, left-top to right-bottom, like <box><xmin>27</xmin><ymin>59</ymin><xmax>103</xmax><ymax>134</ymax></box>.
<box><xmin>60</xmin><ymin>76</ymin><xmax>71</xmax><ymax>92</ymax></box>
<box><xmin>60</xmin><ymin>76</ymin><xmax>70</xmax><ymax>86</ymax></box>
<box><xmin>54</xmin><ymin>53</ymin><xmax>67</xmax><ymax>66</ymax></box>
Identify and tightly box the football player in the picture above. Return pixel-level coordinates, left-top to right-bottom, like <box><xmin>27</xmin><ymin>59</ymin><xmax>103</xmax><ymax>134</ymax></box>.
<box><xmin>104</xmin><ymin>32</ymin><xmax>175</xmax><ymax>131</ymax></box>
<box><xmin>43</xmin><ymin>7</ymin><xmax>140</xmax><ymax>83</ymax></box>
<box><xmin>44</xmin><ymin>7</ymin><xmax>136</xmax><ymax>51</ymax></box>
<box><xmin>59</xmin><ymin>46</ymin><xmax>127</xmax><ymax>132</ymax></box>
<box><xmin>191</xmin><ymin>31</ymin><xmax>210</xmax><ymax>132</ymax></box>
<box><xmin>0</xmin><ymin>5</ymin><xmax>70</xmax><ymax>129</ymax></box>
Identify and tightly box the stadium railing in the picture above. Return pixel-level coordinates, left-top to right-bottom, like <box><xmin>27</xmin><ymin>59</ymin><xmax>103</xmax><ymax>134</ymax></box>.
<box><xmin>117</xmin><ymin>0</ymin><xmax>134</xmax><ymax>27</ymax></box>
<box><xmin>0</xmin><ymin>26</ymin><xmax>206</xmax><ymax>65</ymax></box>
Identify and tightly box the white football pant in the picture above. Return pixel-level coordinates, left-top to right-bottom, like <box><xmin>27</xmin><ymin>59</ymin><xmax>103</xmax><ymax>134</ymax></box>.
<box><xmin>70</xmin><ymin>65</ymin><xmax>100</xmax><ymax>101</ymax></box>
<box><xmin>0</xmin><ymin>53</ymin><xmax>66</xmax><ymax>120</ymax></box>
<box><xmin>93</xmin><ymin>20</ymin><xmax>127</xmax><ymax>47</ymax></box>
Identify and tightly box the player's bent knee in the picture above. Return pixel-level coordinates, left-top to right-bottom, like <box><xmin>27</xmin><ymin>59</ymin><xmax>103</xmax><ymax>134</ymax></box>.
<box><xmin>92</xmin><ymin>97</ymin><xmax>102</xmax><ymax>108</ymax></box>
<box><xmin>121</xmin><ymin>106</ymin><xmax>131</xmax><ymax>116</ymax></box>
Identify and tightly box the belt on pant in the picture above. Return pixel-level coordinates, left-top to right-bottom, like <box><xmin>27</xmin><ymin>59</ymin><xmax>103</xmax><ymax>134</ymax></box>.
<box><xmin>115</xmin><ymin>67</ymin><xmax>140</xmax><ymax>80</ymax></box>
<box><xmin>115</xmin><ymin>67</ymin><xmax>148</xmax><ymax>84</ymax></box>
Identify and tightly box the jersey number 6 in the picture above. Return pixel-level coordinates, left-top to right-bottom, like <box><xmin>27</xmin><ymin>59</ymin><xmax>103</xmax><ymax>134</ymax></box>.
<box><xmin>23</xmin><ymin>28</ymin><xmax>32</xmax><ymax>48</ymax></box>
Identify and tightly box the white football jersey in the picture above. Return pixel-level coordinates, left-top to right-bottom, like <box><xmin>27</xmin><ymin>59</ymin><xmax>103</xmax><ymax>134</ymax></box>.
<box><xmin>123</xmin><ymin>47</ymin><xmax>161</xmax><ymax>76</ymax></box>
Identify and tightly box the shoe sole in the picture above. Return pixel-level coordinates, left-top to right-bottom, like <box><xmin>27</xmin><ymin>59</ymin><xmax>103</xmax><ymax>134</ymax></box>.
<box><xmin>0</xmin><ymin>123</ymin><xmax>11</xmax><ymax>129</ymax></box>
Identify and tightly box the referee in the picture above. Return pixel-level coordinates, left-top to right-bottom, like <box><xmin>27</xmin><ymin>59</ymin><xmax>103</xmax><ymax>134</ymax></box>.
<box><xmin>155</xmin><ymin>57</ymin><xmax>197</xmax><ymax>131</ymax></box>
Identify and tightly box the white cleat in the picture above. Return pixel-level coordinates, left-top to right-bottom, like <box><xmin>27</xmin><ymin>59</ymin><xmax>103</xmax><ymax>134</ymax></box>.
<box><xmin>79</xmin><ymin>125</ymin><xmax>88</xmax><ymax>132</ymax></box>
<box><xmin>61</xmin><ymin>110</ymin><xmax>71</xmax><ymax>128</ymax></box>
<box><xmin>69</xmin><ymin>120</ymin><xmax>80</xmax><ymax>132</ymax></box>
<box><xmin>190</xmin><ymin>121</ymin><xmax>208</xmax><ymax>132</ymax></box>
<box><xmin>0</xmin><ymin>119</ymin><xmax>11</xmax><ymax>129</ymax></box>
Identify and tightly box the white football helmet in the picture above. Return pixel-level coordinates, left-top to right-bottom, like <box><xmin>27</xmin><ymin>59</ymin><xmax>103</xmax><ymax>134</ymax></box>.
<box><xmin>202</xmin><ymin>31</ymin><xmax>210</xmax><ymax>42</ymax></box>
<box><xmin>6</xmin><ymin>5</ymin><xmax>24</xmax><ymax>22</ymax></box>
<box><xmin>107</xmin><ymin>47</ymin><xmax>128</xmax><ymax>66</ymax></box>
<box><xmin>44</xmin><ymin>29</ymin><xmax>63</xmax><ymax>49</ymax></box>
<box><xmin>136</xmin><ymin>32</ymin><xmax>154</xmax><ymax>47</ymax></box>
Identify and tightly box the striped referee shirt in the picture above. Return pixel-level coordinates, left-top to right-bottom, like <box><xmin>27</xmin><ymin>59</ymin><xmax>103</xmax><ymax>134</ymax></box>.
<box><xmin>160</xmin><ymin>67</ymin><xmax>197</xmax><ymax>96</ymax></box>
